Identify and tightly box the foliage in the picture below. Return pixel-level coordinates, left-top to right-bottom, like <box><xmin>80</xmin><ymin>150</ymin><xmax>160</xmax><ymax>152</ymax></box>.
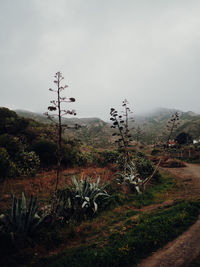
<box><xmin>32</xmin><ymin>139</ymin><xmax>57</xmax><ymax>167</ymax></box>
<box><xmin>135</xmin><ymin>153</ymin><xmax>160</xmax><ymax>181</ymax></box>
<box><xmin>0</xmin><ymin>134</ymin><xmax>22</xmax><ymax>159</ymax></box>
<box><xmin>72</xmin><ymin>176</ymin><xmax>110</xmax><ymax>213</ymax></box>
<box><xmin>77</xmin><ymin>152</ymin><xmax>94</xmax><ymax>166</ymax></box>
<box><xmin>116</xmin><ymin>161</ymin><xmax>142</xmax><ymax>194</ymax></box>
<box><xmin>0</xmin><ymin>192</ymin><xmax>47</xmax><ymax>235</ymax></box>
<box><xmin>0</xmin><ymin>107</ymin><xmax>29</xmax><ymax>135</ymax></box>
<box><xmin>116</xmin><ymin>152</ymin><xmax>161</xmax><ymax>194</ymax></box>
<box><xmin>53</xmin><ymin>177</ymin><xmax>110</xmax><ymax>221</ymax></box>
<box><xmin>0</xmin><ymin>148</ymin><xmax>16</xmax><ymax>179</ymax></box>
<box><xmin>175</xmin><ymin>132</ymin><xmax>193</xmax><ymax>145</ymax></box>
<box><xmin>61</xmin><ymin>140</ymin><xmax>82</xmax><ymax>167</ymax></box>
<box><xmin>15</xmin><ymin>151</ymin><xmax>40</xmax><ymax>176</ymax></box>
<box><xmin>92</xmin><ymin>150</ymin><xmax>120</xmax><ymax>167</ymax></box>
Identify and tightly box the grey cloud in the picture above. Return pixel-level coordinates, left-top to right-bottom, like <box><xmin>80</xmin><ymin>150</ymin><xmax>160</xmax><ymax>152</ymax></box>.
<box><xmin>0</xmin><ymin>0</ymin><xmax>200</xmax><ymax>119</ymax></box>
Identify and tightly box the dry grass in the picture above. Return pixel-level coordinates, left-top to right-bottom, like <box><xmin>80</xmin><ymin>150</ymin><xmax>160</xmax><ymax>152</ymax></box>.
<box><xmin>0</xmin><ymin>167</ymin><xmax>115</xmax><ymax>211</ymax></box>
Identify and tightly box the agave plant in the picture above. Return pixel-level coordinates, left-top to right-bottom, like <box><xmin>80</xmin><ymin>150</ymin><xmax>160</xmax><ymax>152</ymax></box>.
<box><xmin>51</xmin><ymin>188</ymin><xmax>73</xmax><ymax>221</ymax></box>
<box><xmin>116</xmin><ymin>161</ymin><xmax>143</xmax><ymax>194</ymax></box>
<box><xmin>71</xmin><ymin>176</ymin><xmax>110</xmax><ymax>213</ymax></box>
<box><xmin>0</xmin><ymin>192</ymin><xmax>48</xmax><ymax>235</ymax></box>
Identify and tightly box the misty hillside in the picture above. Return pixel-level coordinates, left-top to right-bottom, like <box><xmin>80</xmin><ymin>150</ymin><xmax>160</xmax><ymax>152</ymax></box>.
<box><xmin>15</xmin><ymin>109</ymin><xmax>112</xmax><ymax>147</ymax></box>
<box><xmin>15</xmin><ymin>108</ymin><xmax>200</xmax><ymax>145</ymax></box>
<box><xmin>133</xmin><ymin>108</ymin><xmax>200</xmax><ymax>142</ymax></box>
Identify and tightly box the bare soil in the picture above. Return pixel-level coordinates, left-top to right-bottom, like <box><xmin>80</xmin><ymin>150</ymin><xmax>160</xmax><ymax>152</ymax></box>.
<box><xmin>138</xmin><ymin>163</ymin><xmax>200</xmax><ymax>267</ymax></box>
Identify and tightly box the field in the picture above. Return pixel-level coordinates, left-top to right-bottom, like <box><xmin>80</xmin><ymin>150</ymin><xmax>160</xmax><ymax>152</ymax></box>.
<box><xmin>1</xmin><ymin>161</ymin><xmax>200</xmax><ymax>266</ymax></box>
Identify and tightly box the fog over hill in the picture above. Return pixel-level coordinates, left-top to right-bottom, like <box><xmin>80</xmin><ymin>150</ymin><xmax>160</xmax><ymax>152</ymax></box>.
<box><xmin>15</xmin><ymin>107</ymin><xmax>200</xmax><ymax>145</ymax></box>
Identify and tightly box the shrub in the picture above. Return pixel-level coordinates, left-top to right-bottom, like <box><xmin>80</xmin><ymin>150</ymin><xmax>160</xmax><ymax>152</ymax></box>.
<box><xmin>32</xmin><ymin>139</ymin><xmax>57</xmax><ymax>167</ymax></box>
<box><xmin>0</xmin><ymin>148</ymin><xmax>13</xmax><ymax>179</ymax></box>
<box><xmin>15</xmin><ymin>151</ymin><xmax>40</xmax><ymax>176</ymax></box>
<box><xmin>61</xmin><ymin>143</ymin><xmax>81</xmax><ymax>167</ymax></box>
<box><xmin>135</xmin><ymin>153</ymin><xmax>160</xmax><ymax>181</ymax></box>
<box><xmin>77</xmin><ymin>152</ymin><xmax>94</xmax><ymax>166</ymax></box>
<box><xmin>53</xmin><ymin>177</ymin><xmax>110</xmax><ymax>221</ymax></box>
<box><xmin>97</xmin><ymin>150</ymin><xmax>119</xmax><ymax>167</ymax></box>
<box><xmin>0</xmin><ymin>134</ymin><xmax>22</xmax><ymax>159</ymax></box>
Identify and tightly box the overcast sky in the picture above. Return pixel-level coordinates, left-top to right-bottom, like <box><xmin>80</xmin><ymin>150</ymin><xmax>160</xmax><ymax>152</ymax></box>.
<box><xmin>0</xmin><ymin>0</ymin><xmax>200</xmax><ymax>120</ymax></box>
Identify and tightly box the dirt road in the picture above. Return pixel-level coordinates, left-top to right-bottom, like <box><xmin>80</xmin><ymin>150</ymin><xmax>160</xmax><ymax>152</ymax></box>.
<box><xmin>163</xmin><ymin>163</ymin><xmax>200</xmax><ymax>199</ymax></box>
<box><xmin>138</xmin><ymin>163</ymin><xmax>200</xmax><ymax>267</ymax></box>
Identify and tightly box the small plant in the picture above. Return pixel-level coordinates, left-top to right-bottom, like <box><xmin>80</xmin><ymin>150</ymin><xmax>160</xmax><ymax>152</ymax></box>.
<box><xmin>0</xmin><ymin>192</ymin><xmax>47</xmax><ymax>235</ymax></box>
<box><xmin>51</xmin><ymin>177</ymin><xmax>110</xmax><ymax>221</ymax></box>
<box><xmin>71</xmin><ymin>176</ymin><xmax>110</xmax><ymax>214</ymax></box>
<box><xmin>52</xmin><ymin>188</ymin><xmax>73</xmax><ymax>222</ymax></box>
<box><xmin>117</xmin><ymin>157</ymin><xmax>161</xmax><ymax>194</ymax></box>
<box><xmin>116</xmin><ymin>161</ymin><xmax>142</xmax><ymax>194</ymax></box>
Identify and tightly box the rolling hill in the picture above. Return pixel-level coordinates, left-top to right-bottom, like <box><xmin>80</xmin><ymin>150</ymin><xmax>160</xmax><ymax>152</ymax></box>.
<box><xmin>15</xmin><ymin>108</ymin><xmax>200</xmax><ymax>146</ymax></box>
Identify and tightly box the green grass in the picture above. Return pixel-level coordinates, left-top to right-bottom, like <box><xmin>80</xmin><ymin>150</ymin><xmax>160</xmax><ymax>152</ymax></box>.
<box><xmin>111</xmin><ymin>170</ymin><xmax>176</xmax><ymax>208</ymax></box>
<box><xmin>0</xmin><ymin>171</ymin><xmax>177</xmax><ymax>266</ymax></box>
<box><xmin>36</xmin><ymin>201</ymin><xmax>200</xmax><ymax>267</ymax></box>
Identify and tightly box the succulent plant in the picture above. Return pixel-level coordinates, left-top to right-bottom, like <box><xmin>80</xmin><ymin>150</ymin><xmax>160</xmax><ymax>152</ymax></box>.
<box><xmin>0</xmin><ymin>192</ymin><xmax>48</xmax><ymax>235</ymax></box>
<box><xmin>117</xmin><ymin>161</ymin><xmax>143</xmax><ymax>194</ymax></box>
<box><xmin>71</xmin><ymin>176</ymin><xmax>110</xmax><ymax>213</ymax></box>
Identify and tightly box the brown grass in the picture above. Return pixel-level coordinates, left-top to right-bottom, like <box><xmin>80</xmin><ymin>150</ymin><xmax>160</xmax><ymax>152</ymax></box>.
<box><xmin>0</xmin><ymin>167</ymin><xmax>115</xmax><ymax>211</ymax></box>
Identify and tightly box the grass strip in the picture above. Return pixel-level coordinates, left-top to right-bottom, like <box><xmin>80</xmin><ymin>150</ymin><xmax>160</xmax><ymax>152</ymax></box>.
<box><xmin>38</xmin><ymin>201</ymin><xmax>200</xmax><ymax>267</ymax></box>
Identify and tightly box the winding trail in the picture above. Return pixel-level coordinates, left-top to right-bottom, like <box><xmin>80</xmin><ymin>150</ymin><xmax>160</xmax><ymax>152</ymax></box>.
<box><xmin>138</xmin><ymin>163</ymin><xmax>200</xmax><ymax>267</ymax></box>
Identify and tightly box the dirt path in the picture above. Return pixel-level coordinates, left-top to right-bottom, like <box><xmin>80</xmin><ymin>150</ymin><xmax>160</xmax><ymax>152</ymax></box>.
<box><xmin>138</xmin><ymin>163</ymin><xmax>200</xmax><ymax>267</ymax></box>
<box><xmin>163</xmin><ymin>163</ymin><xmax>200</xmax><ymax>199</ymax></box>
<box><xmin>138</xmin><ymin>215</ymin><xmax>200</xmax><ymax>267</ymax></box>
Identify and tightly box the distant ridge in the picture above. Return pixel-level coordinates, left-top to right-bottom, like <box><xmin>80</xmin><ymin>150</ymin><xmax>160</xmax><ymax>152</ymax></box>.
<box><xmin>15</xmin><ymin>108</ymin><xmax>200</xmax><ymax>144</ymax></box>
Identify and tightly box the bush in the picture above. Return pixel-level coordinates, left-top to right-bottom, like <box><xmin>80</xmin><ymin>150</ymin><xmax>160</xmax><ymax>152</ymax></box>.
<box><xmin>97</xmin><ymin>150</ymin><xmax>119</xmax><ymax>167</ymax></box>
<box><xmin>0</xmin><ymin>134</ymin><xmax>22</xmax><ymax>159</ymax></box>
<box><xmin>135</xmin><ymin>153</ymin><xmax>160</xmax><ymax>181</ymax></box>
<box><xmin>77</xmin><ymin>152</ymin><xmax>94</xmax><ymax>166</ymax></box>
<box><xmin>0</xmin><ymin>107</ymin><xmax>29</xmax><ymax>135</ymax></box>
<box><xmin>53</xmin><ymin>177</ymin><xmax>110</xmax><ymax>221</ymax></box>
<box><xmin>0</xmin><ymin>148</ymin><xmax>14</xmax><ymax>179</ymax></box>
<box><xmin>32</xmin><ymin>139</ymin><xmax>57</xmax><ymax>167</ymax></box>
<box><xmin>15</xmin><ymin>151</ymin><xmax>40</xmax><ymax>176</ymax></box>
<box><xmin>61</xmin><ymin>143</ymin><xmax>81</xmax><ymax>167</ymax></box>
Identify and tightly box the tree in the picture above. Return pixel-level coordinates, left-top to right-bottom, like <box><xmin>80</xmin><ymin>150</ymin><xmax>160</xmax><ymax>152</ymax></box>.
<box><xmin>0</xmin><ymin>107</ymin><xmax>29</xmax><ymax>135</ymax></box>
<box><xmin>44</xmin><ymin>72</ymin><xmax>76</xmax><ymax>191</ymax></box>
<box><xmin>175</xmin><ymin>132</ymin><xmax>193</xmax><ymax>145</ymax></box>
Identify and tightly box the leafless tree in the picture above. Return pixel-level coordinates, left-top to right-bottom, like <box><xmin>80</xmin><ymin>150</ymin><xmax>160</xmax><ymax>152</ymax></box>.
<box><xmin>44</xmin><ymin>71</ymin><xmax>76</xmax><ymax>191</ymax></box>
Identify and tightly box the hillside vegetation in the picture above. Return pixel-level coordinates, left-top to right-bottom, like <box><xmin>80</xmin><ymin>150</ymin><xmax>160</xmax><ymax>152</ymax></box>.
<box><xmin>16</xmin><ymin>107</ymin><xmax>200</xmax><ymax>145</ymax></box>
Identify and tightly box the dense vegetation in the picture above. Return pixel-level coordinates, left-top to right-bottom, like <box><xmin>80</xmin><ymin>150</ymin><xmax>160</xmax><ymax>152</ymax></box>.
<box><xmin>1</xmin><ymin>105</ymin><xmax>200</xmax><ymax>266</ymax></box>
